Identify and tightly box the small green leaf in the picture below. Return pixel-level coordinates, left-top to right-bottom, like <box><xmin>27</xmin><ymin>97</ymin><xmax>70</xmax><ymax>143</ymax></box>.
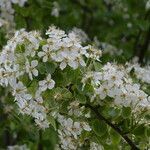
<box><xmin>45</xmin><ymin>62</ymin><xmax>57</xmax><ymax>74</ymax></box>
<box><xmin>28</xmin><ymin>80</ymin><xmax>38</xmax><ymax>96</ymax></box>
<box><xmin>76</xmin><ymin>93</ymin><xmax>86</xmax><ymax>104</ymax></box>
<box><xmin>133</xmin><ymin>125</ymin><xmax>147</xmax><ymax>137</ymax></box>
<box><xmin>93</xmin><ymin>61</ymin><xmax>103</xmax><ymax>71</ymax></box>
<box><xmin>61</xmin><ymin>88</ymin><xmax>72</xmax><ymax>99</ymax></box>
<box><xmin>38</xmin><ymin>63</ymin><xmax>46</xmax><ymax>74</ymax></box>
<box><xmin>92</xmin><ymin>119</ymin><xmax>107</xmax><ymax>137</ymax></box>
<box><xmin>110</xmin><ymin>128</ymin><xmax>121</xmax><ymax>144</ymax></box>
<box><xmin>47</xmin><ymin>116</ymin><xmax>57</xmax><ymax>130</ymax></box>
<box><xmin>122</xmin><ymin>107</ymin><xmax>131</xmax><ymax>118</ymax></box>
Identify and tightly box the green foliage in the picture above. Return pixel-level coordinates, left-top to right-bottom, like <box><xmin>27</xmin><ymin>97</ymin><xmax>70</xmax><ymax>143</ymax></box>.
<box><xmin>92</xmin><ymin>119</ymin><xmax>107</xmax><ymax>137</ymax></box>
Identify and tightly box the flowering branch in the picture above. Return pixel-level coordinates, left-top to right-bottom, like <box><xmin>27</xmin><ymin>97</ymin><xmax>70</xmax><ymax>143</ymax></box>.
<box><xmin>85</xmin><ymin>104</ymin><xmax>140</xmax><ymax>150</ymax></box>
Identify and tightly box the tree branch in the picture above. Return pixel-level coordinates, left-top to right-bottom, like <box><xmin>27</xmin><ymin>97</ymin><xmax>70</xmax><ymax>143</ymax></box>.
<box><xmin>38</xmin><ymin>130</ymin><xmax>43</xmax><ymax>150</ymax></box>
<box><xmin>138</xmin><ymin>26</ymin><xmax>150</xmax><ymax>63</ymax></box>
<box><xmin>85</xmin><ymin>104</ymin><xmax>140</xmax><ymax>150</ymax></box>
<box><xmin>133</xmin><ymin>11</ymin><xmax>150</xmax><ymax>63</ymax></box>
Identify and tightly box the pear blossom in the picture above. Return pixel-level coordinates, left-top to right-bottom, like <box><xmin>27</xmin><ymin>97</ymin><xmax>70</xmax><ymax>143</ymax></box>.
<box><xmin>0</xmin><ymin>0</ymin><xmax>28</xmax><ymax>34</ymax></box>
<box><xmin>146</xmin><ymin>0</ymin><xmax>150</xmax><ymax>10</ymax></box>
<box><xmin>35</xmin><ymin>90</ymin><xmax>43</xmax><ymax>104</ymax></box>
<box><xmin>25</xmin><ymin>60</ymin><xmax>38</xmax><ymax>80</ymax></box>
<box><xmin>126</xmin><ymin>63</ymin><xmax>150</xmax><ymax>84</ymax></box>
<box><xmin>7</xmin><ymin>144</ymin><xmax>29</xmax><ymax>150</ymax></box>
<box><xmin>90</xmin><ymin>142</ymin><xmax>104</xmax><ymax>150</ymax></box>
<box><xmin>39</xmin><ymin>74</ymin><xmax>55</xmax><ymax>91</ymax></box>
<box><xmin>51</xmin><ymin>1</ymin><xmax>60</xmax><ymax>17</ymax></box>
<box><xmin>57</xmin><ymin>114</ymin><xmax>91</xmax><ymax>149</ymax></box>
<box><xmin>82</xmin><ymin>63</ymin><xmax>150</xmax><ymax>108</ymax></box>
<box><xmin>38</xmin><ymin>44</ymin><xmax>54</xmax><ymax>62</ymax></box>
<box><xmin>70</xmin><ymin>27</ymin><xmax>89</xmax><ymax>43</ymax></box>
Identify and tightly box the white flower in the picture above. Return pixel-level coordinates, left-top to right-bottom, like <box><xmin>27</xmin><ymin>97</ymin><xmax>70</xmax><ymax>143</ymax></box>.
<box><xmin>25</xmin><ymin>60</ymin><xmax>38</xmax><ymax>80</ymax></box>
<box><xmin>35</xmin><ymin>90</ymin><xmax>43</xmax><ymax>103</ymax></box>
<box><xmin>12</xmin><ymin>82</ymin><xmax>32</xmax><ymax>110</ymax></box>
<box><xmin>7</xmin><ymin>144</ymin><xmax>29</xmax><ymax>150</ymax></box>
<box><xmin>38</xmin><ymin>45</ymin><xmax>53</xmax><ymax>62</ymax></box>
<box><xmin>35</xmin><ymin>118</ymin><xmax>49</xmax><ymax>129</ymax></box>
<box><xmin>46</xmin><ymin>26</ymin><xmax>66</xmax><ymax>39</ymax></box>
<box><xmin>90</xmin><ymin>142</ymin><xmax>104</xmax><ymax>150</ymax></box>
<box><xmin>39</xmin><ymin>74</ymin><xmax>55</xmax><ymax>91</ymax></box>
<box><xmin>11</xmin><ymin>0</ymin><xmax>27</xmax><ymax>7</ymax></box>
<box><xmin>60</xmin><ymin>61</ymin><xmax>67</xmax><ymax>70</ymax></box>
<box><xmin>69</xmin><ymin>27</ymin><xmax>89</xmax><ymax>43</ymax></box>
<box><xmin>51</xmin><ymin>1</ymin><xmax>60</xmax><ymax>17</ymax></box>
<box><xmin>81</xmin><ymin>122</ymin><xmax>91</xmax><ymax>131</ymax></box>
<box><xmin>12</xmin><ymin>81</ymin><xmax>27</xmax><ymax>96</ymax></box>
<box><xmin>127</xmin><ymin>63</ymin><xmax>150</xmax><ymax>84</ymax></box>
<box><xmin>57</xmin><ymin>115</ymin><xmax>91</xmax><ymax>149</ymax></box>
<box><xmin>85</xmin><ymin>45</ymin><xmax>102</xmax><ymax>61</ymax></box>
<box><xmin>146</xmin><ymin>0</ymin><xmax>150</xmax><ymax>10</ymax></box>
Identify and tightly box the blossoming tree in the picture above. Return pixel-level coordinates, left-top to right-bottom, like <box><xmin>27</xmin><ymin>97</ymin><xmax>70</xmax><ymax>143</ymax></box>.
<box><xmin>0</xmin><ymin>0</ymin><xmax>149</xmax><ymax>150</ymax></box>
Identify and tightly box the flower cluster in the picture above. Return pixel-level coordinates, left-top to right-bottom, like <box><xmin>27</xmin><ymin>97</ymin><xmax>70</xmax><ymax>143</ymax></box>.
<box><xmin>57</xmin><ymin>114</ymin><xmax>91</xmax><ymax>150</ymax></box>
<box><xmin>0</xmin><ymin>29</ymin><xmax>49</xmax><ymax>128</ymax></box>
<box><xmin>126</xmin><ymin>63</ymin><xmax>150</xmax><ymax>84</ymax></box>
<box><xmin>0</xmin><ymin>26</ymin><xmax>102</xmax><ymax>129</ymax></box>
<box><xmin>38</xmin><ymin>26</ymin><xmax>101</xmax><ymax>70</ymax></box>
<box><xmin>90</xmin><ymin>142</ymin><xmax>104</xmax><ymax>150</ymax></box>
<box><xmin>82</xmin><ymin>63</ymin><xmax>150</xmax><ymax>108</ymax></box>
<box><xmin>0</xmin><ymin>0</ymin><xmax>27</xmax><ymax>33</ymax></box>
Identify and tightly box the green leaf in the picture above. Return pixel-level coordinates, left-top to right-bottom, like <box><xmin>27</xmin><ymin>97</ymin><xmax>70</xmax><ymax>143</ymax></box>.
<box><xmin>92</xmin><ymin>119</ymin><xmax>107</xmax><ymax>137</ymax></box>
<box><xmin>20</xmin><ymin>74</ymin><xmax>30</xmax><ymax>86</ymax></box>
<box><xmin>38</xmin><ymin>63</ymin><xmax>46</xmax><ymax>74</ymax></box>
<box><xmin>28</xmin><ymin>80</ymin><xmax>38</xmax><ymax>96</ymax></box>
<box><xmin>133</xmin><ymin>125</ymin><xmax>147</xmax><ymax>137</ymax></box>
<box><xmin>61</xmin><ymin>88</ymin><xmax>72</xmax><ymax>99</ymax></box>
<box><xmin>59</xmin><ymin>101</ymin><xmax>70</xmax><ymax>114</ymax></box>
<box><xmin>47</xmin><ymin>116</ymin><xmax>57</xmax><ymax>130</ymax></box>
<box><xmin>43</xmin><ymin>87</ymin><xmax>72</xmax><ymax>101</ymax></box>
<box><xmin>83</xmin><ymin>83</ymin><xmax>94</xmax><ymax>96</ymax></box>
<box><xmin>110</xmin><ymin>128</ymin><xmax>121</xmax><ymax>144</ymax></box>
<box><xmin>93</xmin><ymin>61</ymin><xmax>103</xmax><ymax>71</ymax></box>
<box><xmin>14</xmin><ymin>5</ymin><xmax>30</xmax><ymax>17</ymax></box>
<box><xmin>122</xmin><ymin>107</ymin><xmax>131</xmax><ymax>118</ymax></box>
<box><xmin>75</xmin><ymin>93</ymin><xmax>86</xmax><ymax>104</ymax></box>
<box><xmin>45</xmin><ymin>62</ymin><xmax>57</xmax><ymax>74</ymax></box>
<box><xmin>102</xmin><ymin>107</ymin><xmax>121</xmax><ymax>119</ymax></box>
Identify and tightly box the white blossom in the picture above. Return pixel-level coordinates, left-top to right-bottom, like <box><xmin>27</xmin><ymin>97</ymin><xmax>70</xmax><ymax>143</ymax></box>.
<box><xmin>51</xmin><ymin>1</ymin><xmax>60</xmax><ymax>17</ymax></box>
<box><xmin>39</xmin><ymin>74</ymin><xmax>55</xmax><ymax>91</ymax></box>
<box><xmin>7</xmin><ymin>144</ymin><xmax>29</xmax><ymax>150</ymax></box>
<box><xmin>25</xmin><ymin>60</ymin><xmax>38</xmax><ymax>80</ymax></box>
<box><xmin>146</xmin><ymin>0</ymin><xmax>150</xmax><ymax>10</ymax></box>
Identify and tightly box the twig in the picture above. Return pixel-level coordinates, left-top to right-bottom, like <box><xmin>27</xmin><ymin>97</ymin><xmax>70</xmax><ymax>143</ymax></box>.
<box><xmin>38</xmin><ymin>130</ymin><xmax>43</xmax><ymax>150</ymax></box>
<box><xmin>133</xmin><ymin>11</ymin><xmax>150</xmax><ymax>63</ymax></box>
<box><xmin>85</xmin><ymin>104</ymin><xmax>140</xmax><ymax>150</ymax></box>
<box><xmin>138</xmin><ymin>27</ymin><xmax>150</xmax><ymax>63</ymax></box>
